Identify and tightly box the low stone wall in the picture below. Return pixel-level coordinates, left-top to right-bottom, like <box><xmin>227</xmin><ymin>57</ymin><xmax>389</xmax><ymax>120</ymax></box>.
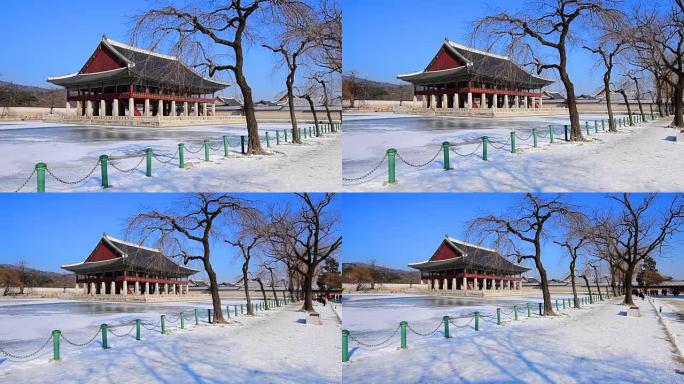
<box><xmin>43</xmin><ymin>114</ymin><xmax>247</xmax><ymax>127</ymax></box>
<box><xmin>394</xmin><ymin>106</ymin><xmax>569</xmax><ymax>117</ymax></box>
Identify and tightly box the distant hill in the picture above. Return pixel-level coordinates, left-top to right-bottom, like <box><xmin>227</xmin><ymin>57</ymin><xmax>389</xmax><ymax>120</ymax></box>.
<box><xmin>342</xmin><ymin>74</ymin><xmax>413</xmax><ymax>101</ymax></box>
<box><xmin>342</xmin><ymin>262</ymin><xmax>421</xmax><ymax>284</ymax></box>
<box><xmin>0</xmin><ymin>80</ymin><xmax>66</xmax><ymax>108</ymax></box>
<box><xmin>0</xmin><ymin>263</ymin><xmax>75</xmax><ymax>288</ymax></box>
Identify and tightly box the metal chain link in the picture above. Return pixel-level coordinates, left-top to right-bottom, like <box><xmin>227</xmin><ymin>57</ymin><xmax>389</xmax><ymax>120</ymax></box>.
<box><xmin>406</xmin><ymin>320</ymin><xmax>443</xmax><ymax>337</ymax></box>
<box><xmin>348</xmin><ymin>325</ymin><xmax>400</xmax><ymax>348</ymax></box>
<box><xmin>60</xmin><ymin>328</ymin><xmax>101</xmax><ymax>347</ymax></box>
<box><xmin>488</xmin><ymin>140</ymin><xmax>510</xmax><ymax>150</ymax></box>
<box><xmin>165</xmin><ymin>314</ymin><xmax>180</xmax><ymax>323</ymax></box>
<box><xmin>14</xmin><ymin>168</ymin><xmax>36</xmax><ymax>192</ymax></box>
<box><xmin>46</xmin><ymin>160</ymin><xmax>100</xmax><ymax>185</ymax></box>
<box><xmin>110</xmin><ymin>155</ymin><xmax>146</xmax><ymax>173</ymax></box>
<box><xmin>184</xmin><ymin>144</ymin><xmax>203</xmax><ymax>154</ymax></box>
<box><xmin>109</xmin><ymin>324</ymin><xmax>136</xmax><ymax>337</ymax></box>
<box><xmin>395</xmin><ymin>147</ymin><xmax>442</xmax><ymax>168</ymax></box>
<box><xmin>0</xmin><ymin>335</ymin><xmax>52</xmax><ymax>360</ymax></box>
<box><xmin>449</xmin><ymin>317</ymin><xmax>475</xmax><ymax>328</ymax></box>
<box><xmin>209</xmin><ymin>142</ymin><xmax>223</xmax><ymax>151</ymax></box>
<box><xmin>449</xmin><ymin>143</ymin><xmax>482</xmax><ymax>157</ymax></box>
<box><xmin>141</xmin><ymin>320</ymin><xmax>161</xmax><ymax>331</ymax></box>
<box><xmin>342</xmin><ymin>154</ymin><xmax>387</xmax><ymax>182</ymax></box>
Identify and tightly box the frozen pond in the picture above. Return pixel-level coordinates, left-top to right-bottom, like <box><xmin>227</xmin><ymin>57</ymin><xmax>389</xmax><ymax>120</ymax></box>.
<box><xmin>343</xmin><ymin>294</ymin><xmax>576</xmax><ymax>339</ymax></box>
<box><xmin>0</xmin><ymin>298</ymin><xmax>263</xmax><ymax>355</ymax></box>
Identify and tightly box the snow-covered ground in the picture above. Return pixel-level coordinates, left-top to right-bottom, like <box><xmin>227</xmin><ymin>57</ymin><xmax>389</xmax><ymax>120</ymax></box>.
<box><xmin>0</xmin><ymin>299</ymin><xmax>340</xmax><ymax>383</ymax></box>
<box><xmin>1</xmin><ymin>121</ymin><xmax>340</xmax><ymax>192</ymax></box>
<box><xmin>342</xmin><ymin>112</ymin><xmax>681</xmax><ymax>192</ymax></box>
<box><xmin>652</xmin><ymin>296</ymin><xmax>684</xmax><ymax>360</ymax></box>
<box><xmin>343</xmin><ymin>294</ymin><xmax>684</xmax><ymax>383</ymax></box>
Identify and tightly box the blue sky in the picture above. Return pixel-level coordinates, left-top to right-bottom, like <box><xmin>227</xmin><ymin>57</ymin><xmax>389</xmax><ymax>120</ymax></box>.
<box><xmin>342</xmin><ymin>0</ymin><xmax>631</xmax><ymax>95</ymax></box>
<box><xmin>341</xmin><ymin>193</ymin><xmax>684</xmax><ymax>280</ymax></box>
<box><xmin>0</xmin><ymin>193</ymin><xmax>334</xmax><ymax>282</ymax></box>
<box><xmin>0</xmin><ymin>0</ymin><xmax>301</xmax><ymax>100</ymax></box>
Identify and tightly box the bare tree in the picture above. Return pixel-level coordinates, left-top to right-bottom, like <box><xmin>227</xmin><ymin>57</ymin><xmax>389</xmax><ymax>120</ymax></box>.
<box><xmin>127</xmin><ymin>193</ymin><xmax>254</xmax><ymax>323</ymax></box>
<box><xmin>602</xmin><ymin>193</ymin><xmax>684</xmax><ymax>306</ymax></box>
<box><xmin>262</xmin><ymin>262</ymin><xmax>281</xmax><ymax>305</ymax></box>
<box><xmin>473</xmin><ymin>0</ymin><xmax>622</xmax><ymax>141</ymax></box>
<box><xmin>554</xmin><ymin>218</ymin><xmax>591</xmax><ymax>308</ymax></box>
<box><xmin>15</xmin><ymin>260</ymin><xmax>29</xmax><ymax>295</ymax></box>
<box><xmin>297</xmin><ymin>84</ymin><xmax>321</xmax><ymax>136</ymax></box>
<box><xmin>315</xmin><ymin>77</ymin><xmax>335</xmax><ymax>129</ymax></box>
<box><xmin>227</xmin><ymin>235</ymin><xmax>263</xmax><ymax>316</ymax></box>
<box><xmin>267</xmin><ymin>193</ymin><xmax>341</xmax><ymax>312</ymax></box>
<box><xmin>132</xmin><ymin>0</ymin><xmax>284</xmax><ymax>154</ymax></box>
<box><xmin>578</xmin><ymin>268</ymin><xmax>594</xmax><ymax>303</ymax></box>
<box><xmin>583</xmin><ymin>36</ymin><xmax>626</xmax><ymax>132</ymax></box>
<box><xmin>588</xmin><ymin>261</ymin><xmax>603</xmax><ymax>300</ymax></box>
<box><xmin>249</xmin><ymin>267</ymin><xmax>269</xmax><ymax>309</ymax></box>
<box><xmin>630</xmin><ymin>0</ymin><xmax>684</xmax><ymax>127</ymax></box>
<box><xmin>468</xmin><ymin>194</ymin><xmax>580</xmax><ymax>315</ymax></box>
<box><xmin>615</xmin><ymin>79</ymin><xmax>635</xmax><ymax>125</ymax></box>
<box><xmin>627</xmin><ymin>73</ymin><xmax>646</xmax><ymax>120</ymax></box>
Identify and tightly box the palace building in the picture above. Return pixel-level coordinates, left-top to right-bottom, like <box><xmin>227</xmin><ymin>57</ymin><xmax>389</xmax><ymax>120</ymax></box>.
<box><xmin>397</xmin><ymin>40</ymin><xmax>556</xmax><ymax>114</ymax></box>
<box><xmin>61</xmin><ymin>234</ymin><xmax>198</xmax><ymax>297</ymax></box>
<box><xmin>408</xmin><ymin>236</ymin><xmax>529</xmax><ymax>291</ymax></box>
<box><xmin>47</xmin><ymin>35</ymin><xmax>233</xmax><ymax>126</ymax></box>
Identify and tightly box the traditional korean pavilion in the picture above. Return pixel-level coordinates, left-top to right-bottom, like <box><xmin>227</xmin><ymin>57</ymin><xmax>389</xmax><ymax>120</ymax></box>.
<box><xmin>397</xmin><ymin>39</ymin><xmax>554</xmax><ymax>111</ymax></box>
<box><xmin>61</xmin><ymin>234</ymin><xmax>198</xmax><ymax>296</ymax></box>
<box><xmin>408</xmin><ymin>236</ymin><xmax>529</xmax><ymax>291</ymax></box>
<box><xmin>47</xmin><ymin>35</ymin><xmax>229</xmax><ymax>119</ymax></box>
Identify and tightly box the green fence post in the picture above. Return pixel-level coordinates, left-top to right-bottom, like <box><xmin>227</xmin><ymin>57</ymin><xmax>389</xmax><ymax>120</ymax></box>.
<box><xmin>342</xmin><ymin>330</ymin><xmax>350</xmax><ymax>362</ymax></box>
<box><xmin>234</xmin><ymin>305</ymin><xmax>238</xmax><ymax>317</ymax></box>
<box><xmin>99</xmin><ymin>155</ymin><xmax>109</xmax><ymax>188</ymax></box>
<box><xmin>208</xmin><ymin>309</ymin><xmax>212</xmax><ymax>323</ymax></box>
<box><xmin>241</xmin><ymin>304</ymin><xmax>244</xmax><ymax>314</ymax></box>
<box><xmin>564</xmin><ymin>125</ymin><xmax>569</xmax><ymax>141</ymax></box>
<box><xmin>602</xmin><ymin>120</ymin><xmax>605</xmax><ymax>131</ymax></box>
<box><xmin>145</xmin><ymin>148</ymin><xmax>152</xmax><ymax>177</ymax></box>
<box><xmin>194</xmin><ymin>308</ymin><xmax>199</xmax><ymax>325</ymax></box>
<box><xmin>538</xmin><ymin>302</ymin><xmax>543</xmax><ymax>316</ymax></box>
<box><xmin>226</xmin><ymin>305</ymin><xmax>230</xmax><ymax>318</ymax></box>
<box><xmin>309</xmin><ymin>127</ymin><xmax>313</xmax><ymax>137</ymax></box>
<box><xmin>204</xmin><ymin>139</ymin><xmax>210</xmax><ymax>162</ymax></box>
<box><xmin>594</xmin><ymin>120</ymin><xmax>598</xmax><ymax>133</ymax></box>
<box><xmin>276</xmin><ymin>131</ymin><xmax>280</xmax><ymax>145</ymax></box>
<box><xmin>266</xmin><ymin>132</ymin><xmax>270</xmax><ymax>147</ymax></box>
<box><xmin>180</xmin><ymin>312</ymin><xmax>185</xmax><ymax>329</ymax></box>
<box><xmin>474</xmin><ymin>312</ymin><xmax>480</xmax><ymax>331</ymax></box>
<box><xmin>387</xmin><ymin>148</ymin><xmax>397</xmax><ymax>184</ymax></box>
<box><xmin>496</xmin><ymin>308</ymin><xmax>501</xmax><ymax>325</ymax></box>
<box><xmin>135</xmin><ymin>319</ymin><xmax>141</xmax><ymax>340</ymax></box>
<box><xmin>223</xmin><ymin>136</ymin><xmax>229</xmax><ymax>157</ymax></box>
<box><xmin>101</xmin><ymin>324</ymin><xmax>108</xmax><ymax>349</ymax></box>
<box><xmin>443</xmin><ymin>316</ymin><xmax>450</xmax><ymax>338</ymax></box>
<box><xmin>563</xmin><ymin>299</ymin><xmax>566</xmax><ymax>310</ymax></box>
<box><xmin>442</xmin><ymin>142</ymin><xmax>450</xmax><ymax>170</ymax></box>
<box><xmin>514</xmin><ymin>305</ymin><xmax>518</xmax><ymax>321</ymax></box>
<box><xmin>480</xmin><ymin>136</ymin><xmax>488</xmax><ymax>160</ymax></box>
<box><xmin>35</xmin><ymin>162</ymin><xmax>46</xmax><ymax>192</ymax></box>
<box><xmin>400</xmin><ymin>321</ymin><xmax>407</xmax><ymax>349</ymax></box>
<box><xmin>52</xmin><ymin>330</ymin><xmax>61</xmax><ymax>361</ymax></box>
<box><xmin>555</xmin><ymin>299</ymin><xmax>559</xmax><ymax>312</ymax></box>
<box><xmin>549</xmin><ymin>125</ymin><xmax>554</xmax><ymax>143</ymax></box>
<box><xmin>241</xmin><ymin>136</ymin><xmax>246</xmax><ymax>154</ymax></box>
<box><xmin>284</xmin><ymin>129</ymin><xmax>288</xmax><ymax>143</ymax></box>
<box><xmin>585</xmin><ymin>121</ymin><xmax>590</xmax><ymax>136</ymax></box>
<box><xmin>178</xmin><ymin>144</ymin><xmax>185</xmax><ymax>168</ymax></box>
<box><xmin>527</xmin><ymin>303</ymin><xmax>531</xmax><ymax>317</ymax></box>
<box><xmin>510</xmin><ymin>132</ymin><xmax>516</xmax><ymax>153</ymax></box>
<box><xmin>161</xmin><ymin>315</ymin><xmax>166</xmax><ymax>334</ymax></box>
<box><xmin>532</xmin><ymin>128</ymin><xmax>538</xmax><ymax>148</ymax></box>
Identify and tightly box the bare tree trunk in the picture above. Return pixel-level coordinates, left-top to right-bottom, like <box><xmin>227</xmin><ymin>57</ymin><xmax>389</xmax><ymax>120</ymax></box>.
<box><xmin>536</xmin><ymin>252</ymin><xmax>555</xmax><ymax>316</ymax></box>
<box><xmin>305</xmin><ymin>96</ymin><xmax>320</xmax><ymax>136</ymax></box>
<box><xmin>605</xmin><ymin>77</ymin><xmax>617</xmax><ymax>132</ymax></box>
<box><xmin>559</xmin><ymin>55</ymin><xmax>583</xmax><ymax>141</ymax></box>
<box><xmin>623</xmin><ymin>264</ymin><xmax>636</xmax><ymax>306</ymax></box>
<box><xmin>204</xmin><ymin>256</ymin><xmax>225</xmax><ymax>323</ymax></box>
<box><xmin>234</xmin><ymin>42</ymin><xmax>264</xmax><ymax>155</ymax></box>
<box><xmin>242</xmin><ymin>267</ymin><xmax>254</xmax><ymax>316</ymax></box>
<box><xmin>672</xmin><ymin>81</ymin><xmax>684</xmax><ymax>128</ymax></box>
<box><xmin>581</xmin><ymin>275</ymin><xmax>593</xmax><ymax>303</ymax></box>
<box><xmin>286</xmin><ymin>75</ymin><xmax>301</xmax><ymax>144</ymax></box>
<box><xmin>302</xmin><ymin>273</ymin><xmax>314</xmax><ymax>312</ymax></box>
<box><xmin>619</xmin><ymin>90</ymin><xmax>633</xmax><ymax>125</ymax></box>
<box><xmin>254</xmin><ymin>278</ymin><xmax>268</xmax><ymax>309</ymax></box>
<box><xmin>570</xmin><ymin>261</ymin><xmax>579</xmax><ymax>308</ymax></box>
<box><xmin>320</xmin><ymin>81</ymin><xmax>335</xmax><ymax>130</ymax></box>
<box><xmin>633</xmin><ymin>79</ymin><xmax>645</xmax><ymax>120</ymax></box>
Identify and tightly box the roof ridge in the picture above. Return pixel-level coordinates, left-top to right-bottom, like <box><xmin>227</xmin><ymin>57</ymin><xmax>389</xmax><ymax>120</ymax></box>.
<box><xmin>103</xmin><ymin>36</ymin><xmax>178</xmax><ymax>61</ymax></box>
<box><xmin>447</xmin><ymin>40</ymin><xmax>509</xmax><ymax>60</ymax></box>
<box><xmin>445</xmin><ymin>236</ymin><xmax>497</xmax><ymax>253</ymax></box>
<box><xmin>103</xmin><ymin>234</ymin><xmax>161</xmax><ymax>253</ymax></box>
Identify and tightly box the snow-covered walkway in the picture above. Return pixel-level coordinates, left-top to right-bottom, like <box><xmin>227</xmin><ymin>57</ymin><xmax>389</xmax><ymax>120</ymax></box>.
<box><xmin>343</xmin><ymin>298</ymin><xmax>684</xmax><ymax>383</ymax></box>
<box><xmin>343</xmin><ymin>115</ymin><xmax>683</xmax><ymax>192</ymax></box>
<box><xmin>0</xmin><ymin>302</ymin><xmax>340</xmax><ymax>383</ymax></box>
<box><xmin>1</xmin><ymin>121</ymin><xmax>340</xmax><ymax>192</ymax></box>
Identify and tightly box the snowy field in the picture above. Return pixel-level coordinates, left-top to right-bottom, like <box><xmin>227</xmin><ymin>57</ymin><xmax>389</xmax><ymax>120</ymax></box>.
<box><xmin>342</xmin><ymin>112</ymin><xmax>681</xmax><ymax>192</ymax></box>
<box><xmin>343</xmin><ymin>294</ymin><xmax>684</xmax><ymax>383</ymax></box>
<box><xmin>653</xmin><ymin>296</ymin><xmax>684</xmax><ymax>360</ymax></box>
<box><xmin>0</xmin><ymin>299</ymin><xmax>340</xmax><ymax>383</ymax></box>
<box><xmin>0</xmin><ymin>121</ymin><xmax>340</xmax><ymax>192</ymax></box>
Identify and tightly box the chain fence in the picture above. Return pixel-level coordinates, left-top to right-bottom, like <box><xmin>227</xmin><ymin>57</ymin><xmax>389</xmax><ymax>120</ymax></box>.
<box><xmin>13</xmin><ymin>169</ymin><xmax>36</xmax><ymax>192</ymax></box>
<box><xmin>395</xmin><ymin>148</ymin><xmax>442</xmax><ymax>168</ymax></box>
<box><xmin>45</xmin><ymin>160</ymin><xmax>100</xmax><ymax>186</ymax></box>
<box><xmin>342</xmin><ymin>154</ymin><xmax>387</xmax><ymax>182</ymax></box>
<box><xmin>348</xmin><ymin>324</ymin><xmax>401</xmax><ymax>349</ymax></box>
<box><xmin>0</xmin><ymin>335</ymin><xmax>52</xmax><ymax>361</ymax></box>
<box><xmin>60</xmin><ymin>328</ymin><xmax>102</xmax><ymax>347</ymax></box>
<box><xmin>110</xmin><ymin>156</ymin><xmax>146</xmax><ymax>173</ymax></box>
